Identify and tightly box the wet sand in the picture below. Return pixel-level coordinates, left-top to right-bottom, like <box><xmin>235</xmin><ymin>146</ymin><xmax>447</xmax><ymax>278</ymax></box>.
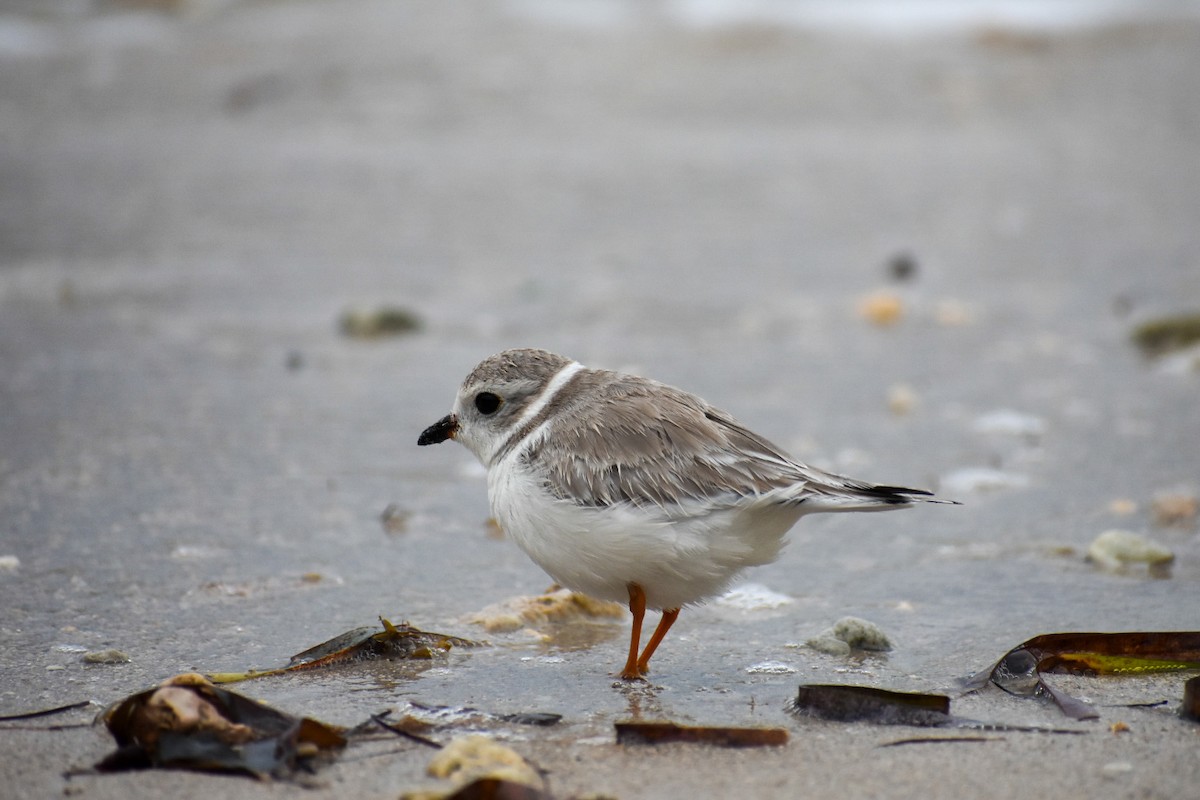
<box><xmin>2</xmin><ymin>1</ymin><xmax>1199</xmax><ymax>798</ymax></box>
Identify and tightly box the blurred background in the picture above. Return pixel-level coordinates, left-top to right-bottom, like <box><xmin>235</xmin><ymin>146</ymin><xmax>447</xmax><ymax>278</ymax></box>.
<box><xmin>2</xmin><ymin>0</ymin><xmax>1199</xmax><ymax>787</ymax></box>
<box><xmin>3</xmin><ymin>2</ymin><xmax>1200</xmax><ymax>797</ymax></box>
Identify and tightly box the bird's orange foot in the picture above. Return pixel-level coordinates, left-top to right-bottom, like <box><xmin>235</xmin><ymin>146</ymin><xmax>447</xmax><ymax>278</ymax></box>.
<box><xmin>617</xmin><ymin>664</ymin><xmax>649</xmax><ymax>681</ymax></box>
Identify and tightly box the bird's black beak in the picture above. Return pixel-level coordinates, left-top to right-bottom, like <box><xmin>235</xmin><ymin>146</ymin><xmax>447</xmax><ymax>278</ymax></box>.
<box><xmin>417</xmin><ymin>414</ymin><xmax>458</xmax><ymax>446</ymax></box>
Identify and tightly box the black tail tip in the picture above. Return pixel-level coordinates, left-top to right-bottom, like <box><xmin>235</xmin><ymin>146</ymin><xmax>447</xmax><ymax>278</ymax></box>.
<box><xmin>871</xmin><ymin>485</ymin><xmax>959</xmax><ymax>505</ymax></box>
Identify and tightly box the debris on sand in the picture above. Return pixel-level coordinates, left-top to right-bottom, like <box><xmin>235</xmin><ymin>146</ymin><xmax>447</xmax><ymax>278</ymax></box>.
<box><xmin>615</xmin><ymin>720</ymin><xmax>788</xmax><ymax>748</ymax></box>
<box><xmin>886</xmin><ymin>383</ymin><xmax>919</xmax><ymax>416</ymax></box>
<box><xmin>790</xmin><ymin>684</ymin><xmax>951</xmax><ymax>726</ymax></box>
<box><xmin>887</xmin><ymin>252</ymin><xmax>918</xmax><ymax>282</ymax></box>
<box><xmin>468</xmin><ymin>587</ymin><xmax>624</xmax><ymax>634</ymax></box>
<box><xmin>401</xmin><ymin>734</ymin><xmax>549</xmax><ymax>800</ymax></box>
<box><xmin>806</xmin><ymin>616</ymin><xmax>892</xmax><ymax>656</ymax></box>
<box><xmin>857</xmin><ymin>291</ymin><xmax>904</xmax><ymax>326</ymax></box>
<box><xmin>339</xmin><ymin>306</ymin><xmax>422</xmax><ymax>339</ymax></box>
<box><xmin>964</xmin><ymin>631</ymin><xmax>1200</xmax><ymax>720</ymax></box>
<box><xmin>208</xmin><ymin>618</ymin><xmax>481</xmax><ymax>684</ymax></box>
<box><xmin>1183</xmin><ymin>676</ymin><xmax>1200</xmax><ymax>723</ymax></box>
<box><xmin>1131</xmin><ymin>312</ymin><xmax>1200</xmax><ymax>357</ymax></box>
<box><xmin>82</xmin><ymin>649</ymin><xmax>131</xmax><ymax>665</ymax></box>
<box><xmin>1151</xmin><ymin>489</ymin><xmax>1197</xmax><ymax>528</ymax></box>
<box><xmin>1107</xmin><ymin>498</ymin><xmax>1138</xmax><ymax>516</ymax></box>
<box><xmin>381</xmin><ymin>503</ymin><xmax>411</xmax><ymax>535</ymax></box>
<box><xmin>97</xmin><ymin>673</ymin><xmax>345</xmax><ymax>779</ymax></box>
<box><xmin>1086</xmin><ymin>530</ymin><xmax>1174</xmax><ymax>575</ymax></box>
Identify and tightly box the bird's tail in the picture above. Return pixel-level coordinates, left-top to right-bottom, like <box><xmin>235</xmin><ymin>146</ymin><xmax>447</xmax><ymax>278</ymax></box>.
<box><xmin>790</xmin><ymin>479</ymin><xmax>960</xmax><ymax>513</ymax></box>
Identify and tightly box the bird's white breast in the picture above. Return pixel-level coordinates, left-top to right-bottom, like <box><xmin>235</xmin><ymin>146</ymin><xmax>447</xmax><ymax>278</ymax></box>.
<box><xmin>486</xmin><ymin>448</ymin><xmax>804</xmax><ymax>610</ymax></box>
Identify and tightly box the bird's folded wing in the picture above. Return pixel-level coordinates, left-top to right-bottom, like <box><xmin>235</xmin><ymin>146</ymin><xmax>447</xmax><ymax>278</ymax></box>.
<box><xmin>523</xmin><ymin>378</ymin><xmax>905</xmax><ymax>511</ymax></box>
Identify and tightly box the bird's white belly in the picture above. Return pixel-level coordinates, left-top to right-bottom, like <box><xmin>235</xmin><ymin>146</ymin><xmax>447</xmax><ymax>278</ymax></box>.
<box><xmin>488</xmin><ymin>460</ymin><xmax>803</xmax><ymax>610</ymax></box>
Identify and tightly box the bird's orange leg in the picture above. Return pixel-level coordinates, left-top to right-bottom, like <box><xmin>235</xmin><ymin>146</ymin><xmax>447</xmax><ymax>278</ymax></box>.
<box><xmin>620</xmin><ymin>583</ymin><xmax>647</xmax><ymax>680</ymax></box>
<box><xmin>635</xmin><ymin>608</ymin><xmax>680</xmax><ymax>676</ymax></box>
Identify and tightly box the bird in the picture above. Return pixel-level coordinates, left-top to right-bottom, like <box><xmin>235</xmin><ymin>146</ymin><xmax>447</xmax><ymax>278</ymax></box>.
<box><xmin>418</xmin><ymin>348</ymin><xmax>954</xmax><ymax>680</ymax></box>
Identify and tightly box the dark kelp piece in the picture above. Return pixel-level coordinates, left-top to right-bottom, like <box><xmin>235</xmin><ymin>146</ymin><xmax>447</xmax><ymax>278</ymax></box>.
<box><xmin>408</xmin><ymin>702</ymin><xmax>561</xmax><ymax>728</ymax></box>
<box><xmin>789</xmin><ymin>684</ymin><xmax>953</xmax><ymax>726</ymax></box>
<box><xmin>787</xmin><ymin>683</ymin><xmax>1085</xmax><ymax>735</ymax></box>
<box><xmin>496</xmin><ymin>712</ymin><xmax>562</xmax><ymax>727</ymax></box>
<box><xmin>368</xmin><ymin>711</ymin><xmax>443</xmax><ymax>749</ymax></box>
<box><xmin>209</xmin><ymin>617</ymin><xmax>482</xmax><ymax>684</ymax></box>
<box><xmin>1183</xmin><ymin>676</ymin><xmax>1200</xmax><ymax>723</ymax></box>
<box><xmin>615</xmin><ymin>721</ymin><xmax>788</xmax><ymax>747</ymax></box>
<box><xmin>97</xmin><ymin>673</ymin><xmax>345</xmax><ymax>779</ymax></box>
<box><xmin>364</xmin><ymin>704</ymin><xmax>561</xmax><ymax>747</ymax></box>
<box><xmin>288</xmin><ymin>617</ymin><xmax>481</xmax><ymax>666</ymax></box>
<box><xmin>964</xmin><ymin>631</ymin><xmax>1200</xmax><ymax>720</ymax></box>
<box><xmin>0</xmin><ymin>700</ymin><xmax>91</xmax><ymax>722</ymax></box>
<box><xmin>443</xmin><ymin>777</ymin><xmax>555</xmax><ymax>800</ymax></box>
<box><xmin>1131</xmin><ymin>312</ymin><xmax>1200</xmax><ymax>357</ymax></box>
<box><xmin>879</xmin><ymin>736</ymin><xmax>998</xmax><ymax>747</ymax></box>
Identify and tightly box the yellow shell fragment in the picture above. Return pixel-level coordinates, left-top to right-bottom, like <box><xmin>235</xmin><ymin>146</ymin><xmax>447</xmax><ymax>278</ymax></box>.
<box><xmin>858</xmin><ymin>292</ymin><xmax>904</xmax><ymax>326</ymax></box>
<box><xmin>469</xmin><ymin>587</ymin><xmax>624</xmax><ymax>634</ymax></box>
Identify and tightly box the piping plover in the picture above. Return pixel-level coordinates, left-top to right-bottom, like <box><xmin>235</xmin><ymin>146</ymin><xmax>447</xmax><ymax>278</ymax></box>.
<box><xmin>418</xmin><ymin>348</ymin><xmax>954</xmax><ymax>680</ymax></box>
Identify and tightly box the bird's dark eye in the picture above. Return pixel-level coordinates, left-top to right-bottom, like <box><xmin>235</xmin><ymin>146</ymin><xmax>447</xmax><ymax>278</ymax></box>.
<box><xmin>474</xmin><ymin>392</ymin><xmax>501</xmax><ymax>415</ymax></box>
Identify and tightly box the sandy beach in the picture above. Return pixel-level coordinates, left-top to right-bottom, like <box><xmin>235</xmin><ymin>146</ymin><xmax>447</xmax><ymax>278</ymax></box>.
<box><xmin>2</xmin><ymin>1</ymin><xmax>1199</xmax><ymax>797</ymax></box>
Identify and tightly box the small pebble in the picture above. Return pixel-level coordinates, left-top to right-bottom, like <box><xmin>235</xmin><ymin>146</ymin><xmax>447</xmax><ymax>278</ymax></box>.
<box><xmin>1086</xmin><ymin>530</ymin><xmax>1174</xmax><ymax>572</ymax></box>
<box><xmin>339</xmin><ymin>306</ymin><xmax>422</xmax><ymax>339</ymax></box>
<box><xmin>1130</xmin><ymin>312</ymin><xmax>1200</xmax><ymax>357</ymax></box>
<box><xmin>380</xmin><ymin>503</ymin><xmax>410</xmax><ymax>534</ymax></box>
<box><xmin>424</xmin><ymin>734</ymin><xmax>542</xmax><ymax>788</ymax></box>
<box><xmin>806</xmin><ymin>616</ymin><xmax>892</xmax><ymax>655</ymax></box>
<box><xmin>82</xmin><ymin>649</ymin><xmax>131</xmax><ymax>664</ymax></box>
<box><xmin>858</xmin><ymin>292</ymin><xmax>904</xmax><ymax>326</ymax></box>
<box><xmin>0</xmin><ymin>555</ymin><xmax>19</xmax><ymax>572</ymax></box>
<box><xmin>805</xmin><ymin>634</ymin><xmax>852</xmax><ymax>656</ymax></box>
<box><xmin>831</xmin><ymin>616</ymin><xmax>892</xmax><ymax>651</ymax></box>
<box><xmin>1151</xmin><ymin>490</ymin><xmax>1197</xmax><ymax>528</ymax></box>
<box><xmin>1107</xmin><ymin>498</ymin><xmax>1138</xmax><ymax>516</ymax></box>
<box><xmin>1101</xmin><ymin>761</ymin><xmax>1133</xmax><ymax>779</ymax></box>
<box><xmin>886</xmin><ymin>383</ymin><xmax>918</xmax><ymax>416</ymax></box>
<box><xmin>887</xmin><ymin>252</ymin><xmax>917</xmax><ymax>282</ymax></box>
